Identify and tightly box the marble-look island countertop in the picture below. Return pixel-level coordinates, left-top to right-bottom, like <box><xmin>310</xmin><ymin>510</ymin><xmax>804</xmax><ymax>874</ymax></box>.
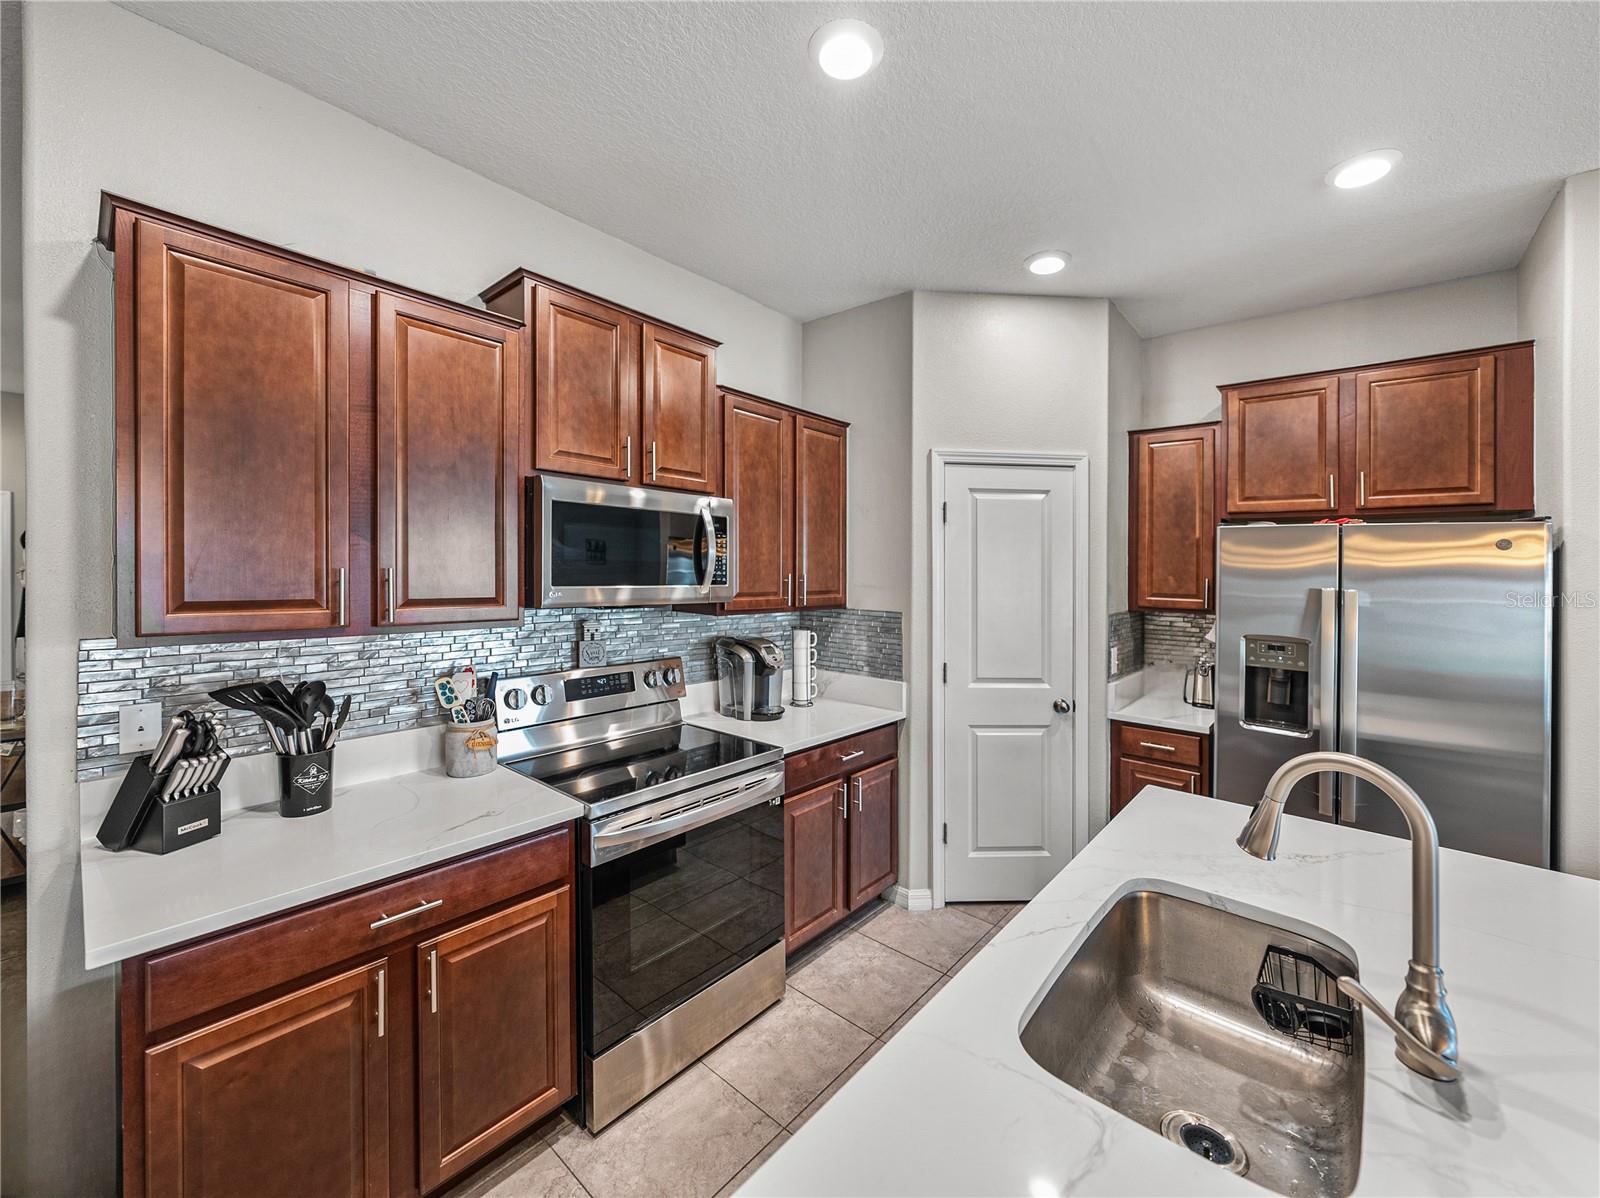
<box><xmin>81</xmin><ymin>763</ymin><xmax>582</xmax><ymax>969</ymax></box>
<box><xmin>745</xmin><ymin>791</ymin><xmax>1600</xmax><ymax>1197</ymax></box>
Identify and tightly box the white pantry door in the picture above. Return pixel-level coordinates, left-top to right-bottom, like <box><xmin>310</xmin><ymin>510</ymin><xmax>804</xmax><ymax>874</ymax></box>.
<box><xmin>943</xmin><ymin>460</ymin><xmax>1078</xmax><ymax>900</ymax></box>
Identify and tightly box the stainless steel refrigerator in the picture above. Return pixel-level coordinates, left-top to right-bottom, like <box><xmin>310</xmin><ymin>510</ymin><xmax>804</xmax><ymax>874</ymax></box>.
<box><xmin>1215</xmin><ymin>521</ymin><xmax>1552</xmax><ymax>867</ymax></box>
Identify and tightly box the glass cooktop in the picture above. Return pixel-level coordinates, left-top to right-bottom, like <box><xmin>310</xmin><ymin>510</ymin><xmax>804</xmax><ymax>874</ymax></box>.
<box><xmin>501</xmin><ymin>724</ymin><xmax>781</xmax><ymax>807</ymax></box>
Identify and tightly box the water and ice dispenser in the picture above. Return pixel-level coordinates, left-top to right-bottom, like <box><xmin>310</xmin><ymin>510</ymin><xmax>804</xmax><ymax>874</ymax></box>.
<box><xmin>1239</xmin><ymin>636</ymin><xmax>1312</xmax><ymax>735</ymax></box>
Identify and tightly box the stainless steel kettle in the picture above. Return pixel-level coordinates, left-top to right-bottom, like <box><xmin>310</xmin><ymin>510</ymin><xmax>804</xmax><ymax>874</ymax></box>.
<box><xmin>1184</xmin><ymin>662</ymin><xmax>1215</xmax><ymax>709</ymax></box>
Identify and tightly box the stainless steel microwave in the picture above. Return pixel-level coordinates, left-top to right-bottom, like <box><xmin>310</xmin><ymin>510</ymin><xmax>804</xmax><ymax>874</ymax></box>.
<box><xmin>526</xmin><ymin>474</ymin><xmax>736</xmax><ymax>607</ymax></box>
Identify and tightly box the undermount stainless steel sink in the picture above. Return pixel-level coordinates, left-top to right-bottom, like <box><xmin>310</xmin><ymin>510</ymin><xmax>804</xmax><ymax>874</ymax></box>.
<box><xmin>1021</xmin><ymin>886</ymin><xmax>1364</xmax><ymax>1197</ymax></box>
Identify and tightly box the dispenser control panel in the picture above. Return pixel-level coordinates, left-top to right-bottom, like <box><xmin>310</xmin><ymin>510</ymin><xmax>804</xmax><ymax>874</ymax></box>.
<box><xmin>1244</xmin><ymin>638</ymin><xmax>1310</xmax><ymax>671</ymax></box>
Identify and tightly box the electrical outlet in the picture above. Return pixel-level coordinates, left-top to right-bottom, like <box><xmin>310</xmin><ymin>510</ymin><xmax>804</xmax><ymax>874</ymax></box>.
<box><xmin>119</xmin><ymin>702</ymin><xmax>163</xmax><ymax>753</ymax></box>
<box><xmin>1110</xmin><ymin>645</ymin><xmax>1120</xmax><ymax>675</ymax></box>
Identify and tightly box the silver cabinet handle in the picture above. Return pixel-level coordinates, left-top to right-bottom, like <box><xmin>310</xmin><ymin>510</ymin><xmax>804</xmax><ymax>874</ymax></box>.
<box><xmin>624</xmin><ymin>435</ymin><xmax>633</xmax><ymax>479</ymax></box>
<box><xmin>1203</xmin><ymin>577</ymin><xmax>1210</xmax><ymax>609</ymax></box>
<box><xmin>336</xmin><ymin>566</ymin><xmax>347</xmax><ymax>626</ymax></box>
<box><xmin>1358</xmin><ymin>470</ymin><xmax>1367</xmax><ymax>507</ymax></box>
<box><xmin>854</xmin><ymin>777</ymin><xmax>864</xmax><ymax>812</ymax></box>
<box><xmin>838</xmin><ymin>749</ymin><xmax>865</xmax><ymax>762</ymax></box>
<box><xmin>1138</xmin><ymin>741</ymin><xmax>1178</xmax><ymax>753</ymax></box>
<box><xmin>383</xmin><ymin>566</ymin><xmax>396</xmax><ymax>623</ymax></box>
<box><xmin>838</xmin><ymin>782</ymin><xmax>848</xmax><ymax>817</ymax></box>
<box><xmin>650</xmin><ymin>440</ymin><xmax>658</xmax><ymax>481</ymax></box>
<box><xmin>785</xmin><ymin>573</ymin><xmax>793</xmax><ymax>607</ymax></box>
<box><xmin>376</xmin><ymin>967</ymin><xmax>386</xmax><ymax>1038</ymax></box>
<box><xmin>369</xmin><ymin>897</ymin><xmax>442</xmax><ymax>929</ymax></box>
<box><xmin>428</xmin><ymin>949</ymin><xmax>439</xmax><ymax>1015</ymax></box>
<box><xmin>800</xmin><ymin>573</ymin><xmax>808</xmax><ymax>606</ymax></box>
<box><xmin>1328</xmin><ymin>473</ymin><xmax>1337</xmax><ymax>509</ymax></box>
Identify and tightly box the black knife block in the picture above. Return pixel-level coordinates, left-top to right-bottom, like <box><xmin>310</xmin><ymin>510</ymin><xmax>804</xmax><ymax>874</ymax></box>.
<box><xmin>95</xmin><ymin>753</ymin><xmax>224</xmax><ymax>854</ymax></box>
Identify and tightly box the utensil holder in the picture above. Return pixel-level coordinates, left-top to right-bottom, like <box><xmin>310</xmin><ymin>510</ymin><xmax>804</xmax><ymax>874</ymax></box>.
<box><xmin>444</xmin><ymin>720</ymin><xmax>497</xmax><ymax>778</ymax></box>
<box><xmin>278</xmin><ymin>749</ymin><xmax>335</xmax><ymax>818</ymax></box>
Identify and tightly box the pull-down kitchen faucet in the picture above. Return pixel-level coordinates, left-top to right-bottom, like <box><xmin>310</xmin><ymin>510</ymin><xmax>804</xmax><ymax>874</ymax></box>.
<box><xmin>1237</xmin><ymin>751</ymin><xmax>1460</xmax><ymax>1082</ymax></box>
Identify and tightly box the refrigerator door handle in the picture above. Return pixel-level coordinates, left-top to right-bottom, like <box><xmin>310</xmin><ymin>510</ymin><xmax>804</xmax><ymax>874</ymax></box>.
<box><xmin>1338</xmin><ymin>588</ymin><xmax>1361</xmax><ymax>823</ymax></box>
<box><xmin>1317</xmin><ymin>587</ymin><xmax>1340</xmax><ymax>818</ymax></box>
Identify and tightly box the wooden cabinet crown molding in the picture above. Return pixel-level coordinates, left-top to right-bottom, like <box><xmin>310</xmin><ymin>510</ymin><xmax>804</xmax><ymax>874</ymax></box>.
<box><xmin>478</xmin><ymin>266</ymin><xmax>721</xmax><ymax>348</ymax></box>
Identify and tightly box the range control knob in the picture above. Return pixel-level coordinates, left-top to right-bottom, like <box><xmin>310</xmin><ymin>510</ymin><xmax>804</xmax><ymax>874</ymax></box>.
<box><xmin>530</xmin><ymin>684</ymin><xmax>551</xmax><ymax>706</ymax></box>
<box><xmin>662</xmin><ymin>666</ymin><xmax>682</xmax><ymax>687</ymax></box>
<box><xmin>642</xmin><ymin>669</ymin><xmax>660</xmax><ymax>687</ymax></box>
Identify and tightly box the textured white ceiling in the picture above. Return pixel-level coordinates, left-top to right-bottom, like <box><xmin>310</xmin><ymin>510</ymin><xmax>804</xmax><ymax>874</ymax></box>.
<box><xmin>119</xmin><ymin>1</ymin><xmax>1598</xmax><ymax>334</ymax></box>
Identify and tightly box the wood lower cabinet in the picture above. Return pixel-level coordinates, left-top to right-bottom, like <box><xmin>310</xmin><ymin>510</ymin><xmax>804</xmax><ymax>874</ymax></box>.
<box><xmin>784</xmin><ymin>779</ymin><xmax>849</xmax><ymax>951</ymax></box>
<box><xmin>115</xmin><ymin>209</ymin><xmax>352</xmax><ymax>638</ymax></box>
<box><xmin>1109</xmin><ymin>721</ymin><xmax>1211</xmax><ymax>819</ymax></box>
<box><xmin>642</xmin><ymin>323</ymin><xmax>720</xmax><ymax>493</ymax></box>
<box><xmin>1220</xmin><ymin>342</ymin><xmax>1533</xmax><ymax>519</ymax></box>
<box><xmin>796</xmin><ymin>415</ymin><xmax>848</xmax><ymax>608</ymax></box>
<box><xmin>143</xmin><ymin>961</ymin><xmax>390</xmax><ymax>1198</ymax></box>
<box><xmin>121</xmin><ymin>824</ymin><xmax>577</xmax><ymax>1198</ymax></box>
<box><xmin>416</xmin><ymin>888</ymin><xmax>574</xmax><ymax>1192</ymax></box>
<box><xmin>1129</xmin><ymin>423</ymin><xmax>1217</xmax><ymax>611</ymax></box>
<box><xmin>783</xmin><ymin>727</ymin><xmax>900</xmax><ymax>952</ymax></box>
<box><xmin>373</xmin><ymin>291</ymin><xmax>521</xmax><ymax>627</ymax></box>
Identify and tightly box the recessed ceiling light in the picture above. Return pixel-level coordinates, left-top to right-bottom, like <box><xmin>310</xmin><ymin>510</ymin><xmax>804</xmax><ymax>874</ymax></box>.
<box><xmin>1026</xmin><ymin>251</ymin><xmax>1070</xmax><ymax>276</ymax></box>
<box><xmin>1326</xmin><ymin>149</ymin><xmax>1403</xmax><ymax>189</ymax></box>
<box><xmin>810</xmin><ymin>19</ymin><xmax>883</xmax><ymax>81</ymax></box>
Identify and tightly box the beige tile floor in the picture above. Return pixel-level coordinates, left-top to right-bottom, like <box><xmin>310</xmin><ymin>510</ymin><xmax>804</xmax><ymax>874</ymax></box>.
<box><xmin>445</xmin><ymin>901</ymin><xmax>1022</xmax><ymax>1198</ymax></box>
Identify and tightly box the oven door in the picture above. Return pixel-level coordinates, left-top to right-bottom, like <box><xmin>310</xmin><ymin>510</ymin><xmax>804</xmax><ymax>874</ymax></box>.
<box><xmin>529</xmin><ymin>474</ymin><xmax>735</xmax><ymax>607</ymax></box>
<box><xmin>580</xmin><ymin>766</ymin><xmax>785</xmax><ymax>1062</ymax></box>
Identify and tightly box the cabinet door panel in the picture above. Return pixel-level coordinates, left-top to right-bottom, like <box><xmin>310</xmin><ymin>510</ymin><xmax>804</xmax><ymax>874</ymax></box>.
<box><xmin>796</xmin><ymin>416</ymin><xmax>848</xmax><ymax>608</ymax></box>
<box><xmin>374</xmin><ymin>292</ymin><xmax>519</xmax><ymax>626</ymax></box>
<box><xmin>144</xmin><ymin>961</ymin><xmax>388</xmax><ymax>1198</ymax></box>
<box><xmin>1354</xmin><ymin>355</ymin><xmax>1495</xmax><ymax>509</ymax></box>
<box><xmin>785</xmin><ymin>779</ymin><xmax>848</xmax><ymax>951</ymax></box>
<box><xmin>1112</xmin><ymin>757</ymin><xmax>1201</xmax><ymax>820</ymax></box>
<box><xmin>1223</xmin><ymin>375</ymin><xmax>1340</xmax><ymax>515</ymax></box>
<box><xmin>847</xmin><ymin>759</ymin><xmax>897</xmax><ymax>910</ymax></box>
<box><xmin>722</xmin><ymin>393</ymin><xmax>795</xmax><ymax>611</ymax></box>
<box><xmin>129</xmin><ymin>219</ymin><xmax>349</xmax><ymax>636</ymax></box>
<box><xmin>642</xmin><ymin>324</ymin><xmax>719</xmax><ymax>493</ymax></box>
<box><xmin>417</xmin><ymin>887</ymin><xmax>574</xmax><ymax>1192</ymax></box>
<box><xmin>535</xmin><ymin>287</ymin><xmax>639</xmax><ymax>481</ymax></box>
<box><xmin>1131</xmin><ymin>425</ymin><xmax>1216</xmax><ymax>610</ymax></box>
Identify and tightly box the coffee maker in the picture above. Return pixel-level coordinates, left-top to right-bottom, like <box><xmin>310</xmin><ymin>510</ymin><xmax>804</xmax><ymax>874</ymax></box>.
<box><xmin>715</xmin><ymin>636</ymin><xmax>785</xmax><ymax>721</ymax></box>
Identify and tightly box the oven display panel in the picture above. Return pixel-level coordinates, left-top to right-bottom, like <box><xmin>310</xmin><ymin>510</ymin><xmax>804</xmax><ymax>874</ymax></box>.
<box><xmin>565</xmin><ymin>671</ymin><xmax>636</xmax><ymax>702</ymax></box>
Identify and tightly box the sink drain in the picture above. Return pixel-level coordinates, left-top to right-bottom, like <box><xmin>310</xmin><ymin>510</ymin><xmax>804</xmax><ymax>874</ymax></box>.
<box><xmin>1160</xmin><ymin>1110</ymin><xmax>1248</xmax><ymax>1176</ymax></box>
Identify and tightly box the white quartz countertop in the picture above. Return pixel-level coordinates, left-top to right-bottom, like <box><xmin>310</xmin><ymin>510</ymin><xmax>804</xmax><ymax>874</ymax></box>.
<box><xmin>80</xmin><ymin>764</ymin><xmax>582</xmax><ymax>969</ymax></box>
<box><xmin>745</xmin><ymin>791</ymin><xmax>1600</xmax><ymax>1197</ymax></box>
<box><xmin>684</xmin><ymin>673</ymin><xmax>904</xmax><ymax>754</ymax></box>
<box><xmin>1108</xmin><ymin>667</ymin><xmax>1214</xmax><ymax>733</ymax></box>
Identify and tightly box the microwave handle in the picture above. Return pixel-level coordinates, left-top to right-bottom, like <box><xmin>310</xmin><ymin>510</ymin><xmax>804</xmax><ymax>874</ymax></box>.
<box><xmin>698</xmin><ymin>506</ymin><xmax>717</xmax><ymax>595</ymax></box>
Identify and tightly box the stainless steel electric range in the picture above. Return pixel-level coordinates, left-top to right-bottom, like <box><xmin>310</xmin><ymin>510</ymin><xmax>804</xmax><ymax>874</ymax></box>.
<box><xmin>494</xmin><ymin>657</ymin><xmax>786</xmax><ymax>1131</ymax></box>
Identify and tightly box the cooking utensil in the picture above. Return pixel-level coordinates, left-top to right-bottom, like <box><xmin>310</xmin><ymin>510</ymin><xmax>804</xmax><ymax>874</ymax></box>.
<box><xmin>325</xmin><ymin>695</ymin><xmax>352</xmax><ymax>749</ymax></box>
<box><xmin>209</xmin><ymin>685</ymin><xmax>306</xmax><ymax>752</ymax></box>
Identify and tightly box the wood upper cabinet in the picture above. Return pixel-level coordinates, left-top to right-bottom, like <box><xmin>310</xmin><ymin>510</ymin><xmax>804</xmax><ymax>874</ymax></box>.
<box><xmin>532</xmin><ymin>285</ymin><xmax>639</xmax><ymax>482</ymax></box>
<box><xmin>721</xmin><ymin>391</ymin><xmax>796</xmax><ymax>611</ymax></box>
<box><xmin>119</xmin><ymin>213</ymin><xmax>351</xmax><ymax>637</ymax></box>
<box><xmin>1222</xmin><ymin>374</ymin><xmax>1340</xmax><ymax>516</ymax></box>
<box><xmin>373</xmin><ymin>291</ymin><xmax>521</xmax><ymax>627</ymax></box>
<box><xmin>796</xmin><ymin>414</ymin><xmax>848</xmax><ymax>608</ymax></box>
<box><xmin>642</xmin><ymin>323</ymin><xmax>720</xmax><ymax>493</ymax></box>
<box><xmin>1219</xmin><ymin>343</ymin><xmax>1533</xmax><ymax>519</ymax></box>
<box><xmin>416</xmin><ymin>887</ymin><xmax>574</xmax><ymax>1193</ymax></box>
<box><xmin>143</xmin><ymin>960</ymin><xmax>389</xmax><ymax>1198</ymax></box>
<box><xmin>785</xmin><ymin>778</ymin><xmax>848</xmax><ymax>952</ymax></box>
<box><xmin>846</xmin><ymin>759</ymin><xmax>898</xmax><ymax>911</ymax></box>
<box><xmin>1353</xmin><ymin>354</ymin><xmax>1496</xmax><ymax>510</ymax></box>
<box><xmin>1130</xmin><ymin>423</ymin><xmax>1217</xmax><ymax>611</ymax></box>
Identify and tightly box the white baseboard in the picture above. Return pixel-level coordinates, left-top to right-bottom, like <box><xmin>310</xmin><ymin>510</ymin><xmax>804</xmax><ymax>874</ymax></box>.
<box><xmin>889</xmin><ymin>885</ymin><xmax>934</xmax><ymax>912</ymax></box>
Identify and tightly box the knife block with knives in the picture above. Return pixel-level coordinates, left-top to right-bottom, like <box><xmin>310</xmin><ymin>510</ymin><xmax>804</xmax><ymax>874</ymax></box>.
<box><xmin>95</xmin><ymin>711</ymin><xmax>229</xmax><ymax>854</ymax></box>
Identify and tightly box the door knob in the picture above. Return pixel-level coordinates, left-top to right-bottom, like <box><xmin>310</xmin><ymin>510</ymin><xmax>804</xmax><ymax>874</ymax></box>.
<box><xmin>1053</xmin><ymin>699</ymin><xmax>1073</xmax><ymax>714</ymax></box>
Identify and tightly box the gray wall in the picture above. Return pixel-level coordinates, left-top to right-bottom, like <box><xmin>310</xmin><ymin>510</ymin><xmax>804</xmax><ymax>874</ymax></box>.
<box><xmin>1140</xmin><ymin>271</ymin><xmax>1521</xmax><ymax>427</ymax></box>
<box><xmin>1518</xmin><ymin>170</ymin><xmax>1600</xmax><ymax>880</ymax></box>
<box><xmin>20</xmin><ymin>4</ymin><xmax>803</xmax><ymax>1192</ymax></box>
<box><xmin>1106</xmin><ymin>304</ymin><xmax>1143</xmax><ymax>615</ymax></box>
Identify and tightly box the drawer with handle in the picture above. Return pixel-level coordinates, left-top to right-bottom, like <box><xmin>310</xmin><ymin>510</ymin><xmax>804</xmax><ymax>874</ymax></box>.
<box><xmin>140</xmin><ymin>823</ymin><xmax>573</xmax><ymax>1034</ymax></box>
<box><xmin>784</xmin><ymin>723</ymin><xmax>899</xmax><ymax>794</ymax></box>
<box><xmin>1114</xmin><ymin>722</ymin><xmax>1206</xmax><ymax>770</ymax></box>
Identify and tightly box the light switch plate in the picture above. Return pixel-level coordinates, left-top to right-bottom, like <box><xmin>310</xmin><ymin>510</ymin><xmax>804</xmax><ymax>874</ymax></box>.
<box><xmin>119</xmin><ymin>702</ymin><xmax>163</xmax><ymax>753</ymax></box>
<box><xmin>1110</xmin><ymin>645</ymin><xmax>1120</xmax><ymax>675</ymax></box>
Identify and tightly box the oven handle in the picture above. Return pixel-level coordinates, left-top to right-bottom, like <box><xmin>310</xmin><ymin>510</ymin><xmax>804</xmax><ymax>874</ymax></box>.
<box><xmin>588</xmin><ymin>767</ymin><xmax>785</xmax><ymax>865</ymax></box>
